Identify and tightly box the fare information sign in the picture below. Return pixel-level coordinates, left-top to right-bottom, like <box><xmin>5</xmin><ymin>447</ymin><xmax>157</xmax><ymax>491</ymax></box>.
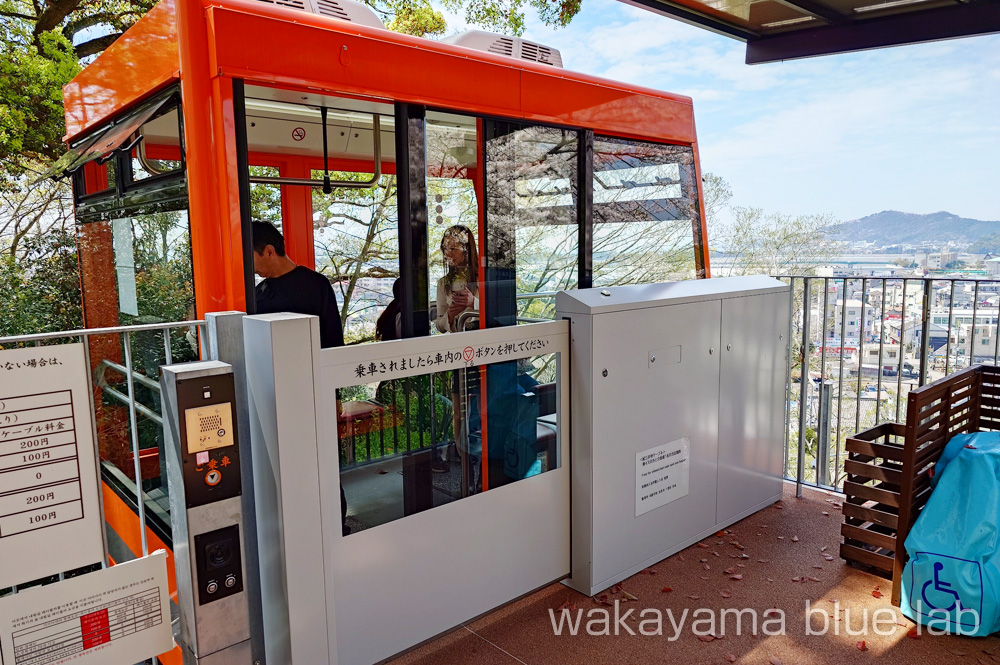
<box><xmin>0</xmin><ymin>551</ymin><xmax>174</xmax><ymax>665</ymax></box>
<box><xmin>0</xmin><ymin>344</ymin><xmax>104</xmax><ymax>588</ymax></box>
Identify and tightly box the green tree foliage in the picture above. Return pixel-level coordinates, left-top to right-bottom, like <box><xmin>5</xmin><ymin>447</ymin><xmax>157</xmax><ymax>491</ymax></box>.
<box><xmin>0</xmin><ymin>226</ymin><xmax>82</xmax><ymax>337</ymax></box>
<box><xmin>0</xmin><ymin>29</ymin><xmax>80</xmax><ymax>179</ymax></box>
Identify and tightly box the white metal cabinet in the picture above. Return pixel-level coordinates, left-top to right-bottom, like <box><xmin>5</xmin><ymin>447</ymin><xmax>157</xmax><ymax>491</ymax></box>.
<box><xmin>717</xmin><ymin>292</ymin><xmax>789</xmax><ymax>525</ymax></box>
<box><xmin>558</xmin><ymin>276</ymin><xmax>789</xmax><ymax>597</ymax></box>
<box><xmin>590</xmin><ymin>300</ymin><xmax>722</xmax><ymax>591</ymax></box>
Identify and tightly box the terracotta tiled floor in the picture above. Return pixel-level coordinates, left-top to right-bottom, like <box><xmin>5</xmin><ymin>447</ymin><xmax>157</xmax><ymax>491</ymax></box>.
<box><xmin>388</xmin><ymin>483</ymin><xmax>996</xmax><ymax>664</ymax></box>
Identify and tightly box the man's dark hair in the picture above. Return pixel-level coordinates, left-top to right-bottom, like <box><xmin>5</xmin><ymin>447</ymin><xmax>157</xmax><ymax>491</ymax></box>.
<box><xmin>252</xmin><ymin>221</ymin><xmax>285</xmax><ymax>256</ymax></box>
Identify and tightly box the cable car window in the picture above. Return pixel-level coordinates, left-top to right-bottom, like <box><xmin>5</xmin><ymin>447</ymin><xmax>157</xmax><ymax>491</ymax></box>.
<box><xmin>248</xmin><ymin>166</ymin><xmax>282</xmax><ymax>231</ymax></box>
<box><xmin>130</xmin><ymin>106</ymin><xmax>184</xmax><ymax>181</ymax></box>
<box><xmin>592</xmin><ymin>136</ymin><xmax>701</xmax><ymax>286</ymax></box>
<box><xmin>484</xmin><ymin>122</ymin><xmax>578</xmax><ymax>326</ymax></box>
<box><xmin>426</xmin><ymin>111</ymin><xmax>481</xmax><ymax>335</ymax></box>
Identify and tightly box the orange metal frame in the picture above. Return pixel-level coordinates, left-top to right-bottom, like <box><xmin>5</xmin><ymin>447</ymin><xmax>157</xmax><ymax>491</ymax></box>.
<box><xmin>62</xmin><ymin>3</ymin><xmax>711</xmax><ymax>654</ymax></box>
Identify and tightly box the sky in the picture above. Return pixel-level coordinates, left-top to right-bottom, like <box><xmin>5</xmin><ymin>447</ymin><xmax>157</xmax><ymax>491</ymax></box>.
<box><xmin>435</xmin><ymin>0</ymin><xmax>1000</xmax><ymax>225</ymax></box>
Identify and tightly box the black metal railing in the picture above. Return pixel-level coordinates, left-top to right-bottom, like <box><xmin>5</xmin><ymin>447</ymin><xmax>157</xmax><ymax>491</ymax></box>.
<box><xmin>777</xmin><ymin>275</ymin><xmax>1000</xmax><ymax>493</ymax></box>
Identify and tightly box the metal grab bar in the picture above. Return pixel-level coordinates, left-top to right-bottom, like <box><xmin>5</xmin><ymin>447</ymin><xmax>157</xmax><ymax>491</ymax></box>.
<box><xmin>248</xmin><ymin>114</ymin><xmax>382</xmax><ymax>190</ymax></box>
<box><xmin>98</xmin><ymin>383</ymin><xmax>163</xmax><ymax>427</ymax></box>
<box><xmin>0</xmin><ymin>319</ymin><xmax>205</xmax><ymax>346</ymax></box>
<box><xmin>99</xmin><ymin>359</ymin><xmax>161</xmax><ymax>393</ymax></box>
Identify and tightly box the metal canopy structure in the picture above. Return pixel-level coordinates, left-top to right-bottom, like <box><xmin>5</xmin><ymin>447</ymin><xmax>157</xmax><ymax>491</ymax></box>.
<box><xmin>622</xmin><ymin>0</ymin><xmax>1000</xmax><ymax>63</ymax></box>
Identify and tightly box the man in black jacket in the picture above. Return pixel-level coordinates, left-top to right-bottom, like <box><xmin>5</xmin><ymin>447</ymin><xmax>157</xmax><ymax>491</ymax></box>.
<box><xmin>252</xmin><ymin>221</ymin><xmax>345</xmax><ymax>349</ymax></box>
<box><xmin>251</xmin><ymin>221</ymin><xmax>349</xmax><ymax>534</ymax></box>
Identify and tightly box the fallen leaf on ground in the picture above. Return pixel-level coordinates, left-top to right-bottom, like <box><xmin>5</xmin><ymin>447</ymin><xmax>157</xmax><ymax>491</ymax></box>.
<box><xmin>622</xmin><ymin>589</ymin><xmax>639</xmax><ymax>601</ymax></box>
<box><xmin>872</xmin><ymin>589</ymin><xmax>884</xmax><ymax>599</ymax></box>
<box><xmin>661</xmin><ymin>587</ymin><xmax>673</xmax><ymax>593</ymax></box>
<box><xmin>720</xmin><ymin>589</ymin><xmax>732</xmax><ymax>598</ymax></box>
<box><xmin>821</xmin><ymin>546</ymin><xmax>828</xmax><ymax>552</ymax></box>
<box><xmin>700</xmin><ymin>558</ymin><xmax>708</xmax><ymax>563</ymax></box>
<box><xmin>689</xmin><ymin>595</ymin><xmax>701</xmax><ymax>600</ymax></box>
<box><xmin>792</xmin><ymin>536</ymin><xmax>800</xmax><ymax>542</ymax></box>
<box><xmin>713</xmin><ymin>551</ymin><xmax>720</xmax><ymax>557</ymax></box>
<box><xmin>610</xmin><ymin>584</ymin><xmax>622</xmax><ymax>594</ymax></box>
<box><xmin>704</xmin><ymin>564</ymin><xmax>712</xmax><ymax>570</ymax></box>
<box><xmin>907</xmin><ymin>628</ymin><xmax>921</xmax><ymax>639</ymax></box>
<box><xmin>822</xmin><ymin>511</ymin><xmax>830</xmax><ymax>516</ymax></box>
<box><xmin>730</xmin><ymin>574</ymin><xmax>743</xmax><ymax>581</ymax></box>
<box><xmin>701</xmin><ymin>576</ymin><xmax>710</xmax><ymax>580</ymax></box>
<box><xmin>698</xmin><ymin>635</ymin><xmax>716</xmax><ymax>642</ymax></box>
<box><xmin>769</xmin><ymin>657</ymin><xmax>783</xmax><ymax>665</ymax></box>
<box><xmin>765</xmin><ymin>607</ymin><xmax>780</xmax><ymax>617</ymax></box>
<box><xmin>377</xmin><ymin>469</ymin><xmax>388</xmax><ymax>475</ymax></box>
<box><xmin>813</xmin><ymin>565</ymin><xmax>823</xmax><ymax>570</ymax></box>
<box><xmin>757</xmin><ymin>559</ymin><xmax>770</xmax><ymax>563</ymax></box>
<box><xmin>640</xmin><ymin>568</ymin><xmax>657</xmax><ymax>575</ymax></box>
<box><xmin>947</xmin><ymin>649</ymin><xmax>967</xmax><ymax>656</ymax></box>
<box><xmin>792</xmin><ymin>577</ymin><xmax>801</xmax><ymax>582</ymax></box>
<box><xmin>808</xmin><ymin>576</ymin><xmax>821</xmax><ymax>582</ymax></box>
<box><xmin>857</xmin><ymin>640</ymin><xmax>868</xmax><ymax>652</ymax></box>
<box><xmin>698</xmin><ymin>543</ymin><xmax>709</xmax><ymax>549</ymax></box>
<box><xmin>726</xmin><ymin>654</ymin><xmax>737</xmax><ymax>663</ymax></box>
<box><xmin>725</xmin><ymin>567</ymin><xmax>738</xmax><ymax>575</ymax></box>
<box><xmin>777</xmin><ymin>536</ymin><xmax>785</xmax><ymax>540</ymax></box>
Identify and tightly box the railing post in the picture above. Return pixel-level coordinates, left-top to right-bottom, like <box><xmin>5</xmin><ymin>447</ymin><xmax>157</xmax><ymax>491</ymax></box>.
<box><xmin>920</xmin><ymin>280</ymin><xmax>932</xmax><ymax>386</ymax></box>
<box><xmin>797</xmin><ymin>277</ymin><xmax>811</xmax><ymax>497</ymax></box>
<box><xmin>816</xmin><ymin>379</ymin><xmax>833</xmax><ymax>487</ymax></box>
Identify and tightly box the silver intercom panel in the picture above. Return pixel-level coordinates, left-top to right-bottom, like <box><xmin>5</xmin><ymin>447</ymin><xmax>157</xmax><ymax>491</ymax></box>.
<box><xmin>161</xmin><ymin>361</ymin><xmax>252</xmax><ymax>664</ymax></box>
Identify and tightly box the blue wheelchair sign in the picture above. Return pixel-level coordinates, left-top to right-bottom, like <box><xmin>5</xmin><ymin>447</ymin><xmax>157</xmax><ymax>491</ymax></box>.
<box><xmin>909</xmin><ymin>552</ymin><xmax>982</xmax><ymax>630</ymax></box>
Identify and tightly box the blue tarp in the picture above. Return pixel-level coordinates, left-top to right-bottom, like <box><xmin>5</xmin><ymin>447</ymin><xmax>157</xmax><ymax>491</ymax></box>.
<box><xmin>900</xmin><ymin>432</ymin><xmax>1000</xmax><ymax>636</ymax></box>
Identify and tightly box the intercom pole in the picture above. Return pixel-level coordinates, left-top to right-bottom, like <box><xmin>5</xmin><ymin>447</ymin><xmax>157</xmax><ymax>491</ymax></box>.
<box><xmin>161</xmin><ymin>361</ymin><xmax>252</xmax><ymax>664</ymax></box>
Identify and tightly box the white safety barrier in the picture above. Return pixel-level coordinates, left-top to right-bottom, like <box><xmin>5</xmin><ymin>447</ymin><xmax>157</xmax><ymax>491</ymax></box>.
<box><xmin>244</xmin><ymin>314</ymin><xmax>571</xmax><ymax>665</ymax></box>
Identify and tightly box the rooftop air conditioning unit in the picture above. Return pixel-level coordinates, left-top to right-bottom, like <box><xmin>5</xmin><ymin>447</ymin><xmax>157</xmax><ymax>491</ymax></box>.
<box><xmin>252</xmin><ymin>0</ymin><xmax>385</xmax><ymax>29</ymax></box>
<box><xmin>441</xmin><ymin>30</ymin><xmax>564</xmax><ymax>68</ymax></box>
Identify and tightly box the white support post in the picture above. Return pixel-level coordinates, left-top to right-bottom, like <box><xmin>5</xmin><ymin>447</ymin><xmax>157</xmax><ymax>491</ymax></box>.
<box><xmin>243</xmin><ymin>313</ymin><xmax>335</xmax><ymax>665</ymax></box>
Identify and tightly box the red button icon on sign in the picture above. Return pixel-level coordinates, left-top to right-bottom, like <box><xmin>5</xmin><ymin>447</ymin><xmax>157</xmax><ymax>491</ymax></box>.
<box><xmin>291</xmin><ymin>127</ymin><xmax>306</xmax><ymax>141</ymax></box>
<box><xmin>463</xmin><ymin>346</ymin><xmax>475</xmax><ymax>362</ymax></box>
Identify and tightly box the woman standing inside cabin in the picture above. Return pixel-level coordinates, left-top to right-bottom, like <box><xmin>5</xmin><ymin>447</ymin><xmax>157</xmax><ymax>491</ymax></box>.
<box><xmin>435</xmin><ymin>225</ymin><xmax>479</xmax><ymax>333</ymax></box>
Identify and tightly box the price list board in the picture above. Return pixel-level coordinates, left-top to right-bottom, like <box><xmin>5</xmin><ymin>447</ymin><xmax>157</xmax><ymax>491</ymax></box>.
<box><xmin>0</xmin><ymin>345</ymin><xmax>104</xmax><ymax>589</ymax></box>
<box><xmin>0</xmin><ymin>552</ymin><xmax>174</xmax><ymax>665</ymax></box>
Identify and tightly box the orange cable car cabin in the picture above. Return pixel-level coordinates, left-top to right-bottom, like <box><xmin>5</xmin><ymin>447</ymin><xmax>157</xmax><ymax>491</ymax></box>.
<box><xmin>57</xmin><ymin>0</ymin><xmax>709</xmax><ymax>659</ymax></box>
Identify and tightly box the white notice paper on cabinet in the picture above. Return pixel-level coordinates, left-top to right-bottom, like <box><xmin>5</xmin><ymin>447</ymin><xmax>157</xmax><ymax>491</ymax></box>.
<box><xmin>0</xmin><ymin>551</ymin><xmax>174</xmax><ymax>665</ymax></box>
<box><xmin>0</xmin><ymin>344</ymin><xmax>104</xmax><ymax>588</ymax></box>
<box><xmin>635</xmin><ymin>438</ymin><xmax>690</xmax><ymax>517</ymax></box>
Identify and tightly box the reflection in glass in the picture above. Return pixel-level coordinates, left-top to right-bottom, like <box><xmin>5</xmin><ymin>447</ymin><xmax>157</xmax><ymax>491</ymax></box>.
<box><xmin>593</xmin><ymin>136</ymin><xmax>700</xmax><ymax>286</ymax></box>
<box><xmin>485</xmin><ymin>123</ymin><xmax>578</xmax><ymax>326</ymax></box>
<box><xmin>338</xmin><ymin>353</ymin><xmax>560</xmax><ymax>532</ymax></box>
<box><xmin>426</xmin><ymin>112</ymin><xmax>482</xmax><ymax>334</ymax></box>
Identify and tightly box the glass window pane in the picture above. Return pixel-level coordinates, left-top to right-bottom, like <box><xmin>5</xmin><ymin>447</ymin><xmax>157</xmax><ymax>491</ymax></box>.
<box><xmin>131</xmin><ymin>107</ymin><xmax>183</xmax><ymax>181</ymax></box>
<box><xmin>485</xmin><ymin>123</ymin><xmax>578</xmax><ymax>325</ymax></box>
<box><xmin>593</xmin><ymin>136</ymin><xmax>701</xmax><ymax>286</ymax></box>
<box><xmin>312</xmin><ymin>166</ymin><xmax>398</xmax><ymax>344</ymax></box>
<box><xmin>426</xmin><ymin>111</ymin><xmax>481</xmax><ymax>335</ymax></box>
<box><xmin>248</xmin><ymin>166</ymin><xmax>282</xmax><ymax>230</ymax></box>
<box><xmin>338</xmin><ymin>352</ymin><xmax>560</xmax><ymax>532</ymax></box>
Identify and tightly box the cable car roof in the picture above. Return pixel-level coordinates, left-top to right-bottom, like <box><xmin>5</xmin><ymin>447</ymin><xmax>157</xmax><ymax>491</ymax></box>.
<box><xmin>621</xmin><ymin>0</ymin><xmax>1000</xmax><ymax>63</ymax></box>
<box><xmin>62</xmin><ymin>0</ymin><xmax>700</xmax><ymax>146</ymax></box>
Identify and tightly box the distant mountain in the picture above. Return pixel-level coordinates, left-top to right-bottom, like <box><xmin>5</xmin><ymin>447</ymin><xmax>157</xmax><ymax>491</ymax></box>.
<box><xmin>824</xmin><ymin>211</ymin><xmax>1000</xmax><ymax>247</ymax></box>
